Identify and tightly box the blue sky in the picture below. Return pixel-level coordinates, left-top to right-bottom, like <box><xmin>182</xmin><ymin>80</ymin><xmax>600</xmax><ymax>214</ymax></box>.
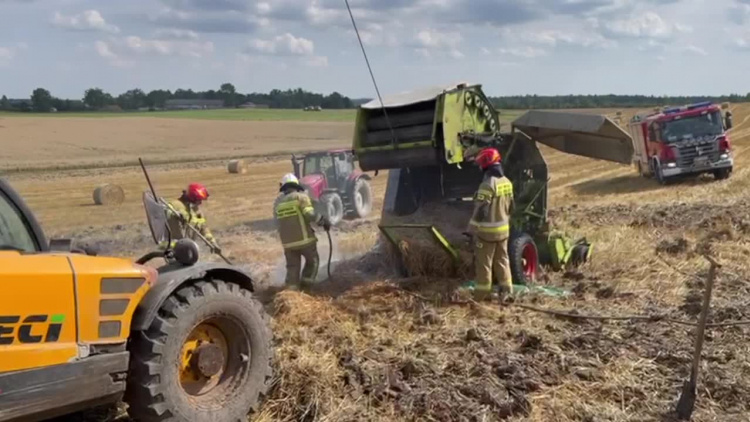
<box><xmin>1</xmin><ymin>0</ymin><xmax>749</xmax><ymax>99</ymax></box>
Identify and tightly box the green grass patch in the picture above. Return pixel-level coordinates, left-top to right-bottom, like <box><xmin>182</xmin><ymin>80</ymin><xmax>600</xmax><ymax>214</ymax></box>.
<box><xmin>0</xmin><ymin>108</ymin><xmax>357</xmax><ymax>122</ymax></box>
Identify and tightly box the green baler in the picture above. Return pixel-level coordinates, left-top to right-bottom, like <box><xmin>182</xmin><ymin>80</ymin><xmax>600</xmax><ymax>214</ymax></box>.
<box><xmin>353</xmin><ymin>82</ymin><xmax>633</xmax><ymax>283</ymax></box>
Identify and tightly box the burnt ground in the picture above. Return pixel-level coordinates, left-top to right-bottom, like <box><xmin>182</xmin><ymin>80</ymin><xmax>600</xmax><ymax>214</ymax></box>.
<box><xmin>67</xmin><ymin>207</ymin><xmax>750</xmax><ymax>422</ymax></box>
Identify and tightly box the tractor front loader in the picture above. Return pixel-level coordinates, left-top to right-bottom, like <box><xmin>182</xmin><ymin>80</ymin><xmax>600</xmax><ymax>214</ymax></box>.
<box><xmin>0</xmin><ymin>176</ymin><xmax>272</xmax><ymax>422</ymax></box>
<box><xmin>354</xmin><ymin>82</ymin><xmax>633</xmax><ymax>284</ymax></box>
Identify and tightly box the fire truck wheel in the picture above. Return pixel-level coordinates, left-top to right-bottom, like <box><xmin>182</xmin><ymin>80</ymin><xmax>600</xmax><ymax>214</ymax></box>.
<box><xmin>713</xmin><ymin>168</ymin><xmax>731</xmax><ymax>180</ymax></box>
<box><xmin>653</xmin><ymin>160</ymin><xmax>668</xmax><ymax>185</ymax></box>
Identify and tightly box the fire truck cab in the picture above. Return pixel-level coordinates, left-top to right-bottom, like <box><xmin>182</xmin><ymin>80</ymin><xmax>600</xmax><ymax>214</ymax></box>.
<box><xmin>628</xmin><ymin>101</ymin><xmax>734</xmax><ymax>184</ymax></box>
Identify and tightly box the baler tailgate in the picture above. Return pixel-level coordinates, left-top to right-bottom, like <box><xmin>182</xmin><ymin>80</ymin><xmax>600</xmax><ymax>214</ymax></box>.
<box><xmin>512</xmin><ymin>110</ymin><xmax>634</xmax><ymax>165</ymax></box>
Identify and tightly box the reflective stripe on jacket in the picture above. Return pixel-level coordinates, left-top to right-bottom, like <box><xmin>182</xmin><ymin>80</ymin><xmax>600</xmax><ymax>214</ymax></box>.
<box><xmin>276</xmin><ymin>191</ymin><xmax>321</xmax><ymax>250</ymax></box>
<box><xmin>163</xmin><ymin>199</ymin><xmax>215</xmax><ymax>246</ymax></box>
<box><xmin>469</xmin><ymin>174</ymin><xmax>514</xmax><ymax>241</ymax></box>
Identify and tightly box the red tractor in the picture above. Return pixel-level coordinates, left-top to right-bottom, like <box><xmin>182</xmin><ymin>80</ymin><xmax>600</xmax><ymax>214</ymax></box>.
<box><xmin>273</xmin><ymin>149</ymin><xmax>373</xmax><ymax>226</ymax></box>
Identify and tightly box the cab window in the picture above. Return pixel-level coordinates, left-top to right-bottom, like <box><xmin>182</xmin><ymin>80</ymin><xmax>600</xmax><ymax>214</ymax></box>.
<box><xmin>0</xmin><ymin>191</ymin><xmax>39</xmax><ymax>252</ymax></box>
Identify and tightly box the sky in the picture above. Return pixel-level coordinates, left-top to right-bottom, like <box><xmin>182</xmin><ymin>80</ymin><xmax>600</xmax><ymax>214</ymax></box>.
<box><xmin>0</xmin><ymin>0</ymin><xmax>749</xmax><ymax>99</ymax></box>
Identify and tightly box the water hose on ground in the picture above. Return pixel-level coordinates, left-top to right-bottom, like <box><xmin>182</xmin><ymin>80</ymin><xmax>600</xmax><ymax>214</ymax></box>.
<box><xmin>327</xmin><ymin>229</ymin><xmax>333</xmax><ymax>280</ymax></box>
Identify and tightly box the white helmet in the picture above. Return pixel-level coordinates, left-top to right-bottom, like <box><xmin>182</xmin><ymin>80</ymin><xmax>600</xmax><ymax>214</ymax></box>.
<box><xmin>279</xmin><ymin>173</ymin><xmax>300</xmax><ymax>187</ymax></box>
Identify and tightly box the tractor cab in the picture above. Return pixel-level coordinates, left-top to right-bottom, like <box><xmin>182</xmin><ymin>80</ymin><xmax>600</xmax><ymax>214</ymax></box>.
<box><xmin>278</xmin><ymin>150</ymin><xmax>373</xmax><ymax>226</ymax></box>
<box><xmin>292</xmin><ymin>150</ymin><xmax>353</xmax><ymax>200</ymax></box>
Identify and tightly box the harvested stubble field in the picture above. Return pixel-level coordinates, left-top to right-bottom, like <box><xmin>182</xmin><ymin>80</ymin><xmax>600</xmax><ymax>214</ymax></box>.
<box><xmin>6</xmin><ymin>104</ymin><xmax>750</xmax><ymax>422</ymax></box>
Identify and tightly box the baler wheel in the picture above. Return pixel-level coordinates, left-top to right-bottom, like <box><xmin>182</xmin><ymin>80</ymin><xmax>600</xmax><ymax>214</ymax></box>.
<box><xmin>509</xmin><ymin>233</ymin><xmax>538</xmax><ymax>285</ymax></box>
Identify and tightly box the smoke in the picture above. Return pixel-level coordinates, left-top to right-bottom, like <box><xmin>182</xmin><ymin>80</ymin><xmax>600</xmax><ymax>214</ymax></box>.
<box><xmin>270</xmin><ymin>233</ymin><xmax>360</xmax><ymax>285</ymax></box>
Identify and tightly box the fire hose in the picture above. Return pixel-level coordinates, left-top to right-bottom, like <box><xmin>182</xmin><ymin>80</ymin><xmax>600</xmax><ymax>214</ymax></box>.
<box><xmin>326</xmin><ymin>228</ymin><xmax>333</xmax><ymax>280</ymax></box>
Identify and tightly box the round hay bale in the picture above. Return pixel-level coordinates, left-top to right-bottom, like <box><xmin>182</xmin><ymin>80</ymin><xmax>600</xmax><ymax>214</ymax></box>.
<box><xmin>93</xmin><ymin>184</ymin><xmax>125</xmax><ymax>206</ymax></box>
<box><xmin>228</xmin><ymin>159</ymin><xmax>248</xmax><ymax>174</ymax></box>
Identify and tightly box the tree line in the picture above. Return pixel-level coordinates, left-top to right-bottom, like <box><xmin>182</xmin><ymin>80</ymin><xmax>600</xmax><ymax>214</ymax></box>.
<box><xmin>2</xmin><ymin>85</ymin><xmax>750</xmax><ymax>113</ymax></box>
<box><xmin>0</xmin><ymin>83</ymin><xmax>355</xmax><ymax>112</ymax></box>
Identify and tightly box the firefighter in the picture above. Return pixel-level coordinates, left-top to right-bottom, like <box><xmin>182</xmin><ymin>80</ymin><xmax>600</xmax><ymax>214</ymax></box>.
<box><xmin>462</xmin><ymin>147</ymin><xmax>514</xmax><ymax>300</ymax></box>
<box><xmin>275</xmin><ymin>173</ymin><xmax>331</xmax><ymax>290</ymax></box>
<box><xmin>161</xmin><ymin>182</ymin><xmax>221</xmax><ymax>253</ymax></box>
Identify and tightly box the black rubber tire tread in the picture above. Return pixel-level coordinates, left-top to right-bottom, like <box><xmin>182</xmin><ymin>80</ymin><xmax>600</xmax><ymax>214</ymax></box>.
<box><xmin>366</xmin><ymin>110</ymin><xmax>435</xmax><ymax>132</ymax></box>
<box><xmin>364</xmin><ymin>124</ymin><xmax>433</xmax><ymax>147</ymax></box>
<box><xmin>347</xmin><ymin>178</ymin><xmax>373</xmax><ymax>219</ymax></box>
<box><xmin>319</xmin><ymin>192</ymin><xmax>344</xmax><ymax>226</ymax></box>
<box><xmin>714</xmin><ymin>167</ymin><xmax>731</xmax><ymax>180</ymax></box>
<box><xmin>508</xmin><ymin>232</ymin><xmax>537</xmax><ymax>286</ymax></box>
<box><xmin>124</xmin><ymin>280</ymin><xmax>272</xmax><ymax>422</ymax></box>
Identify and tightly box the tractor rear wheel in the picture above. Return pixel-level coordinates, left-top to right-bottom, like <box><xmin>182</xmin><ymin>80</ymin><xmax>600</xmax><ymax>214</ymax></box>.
<box><xmin>508</xmin><ymin>233</ymin><xmax>538</xmax><ymax>286</ymax></box>
<box><xmin>348</xmin><ymin>178</ymin><xmax>373</xmax><ymax>219</ymax></box>
<box><xmin>125</xmin><ymin>280</ymin><xmax>272</xmax><ymax>422</ymax></box>
<box><xmin>319</xmin><ymin>192</ymin><xmax>344</xmax><ymax>226</ymax></box>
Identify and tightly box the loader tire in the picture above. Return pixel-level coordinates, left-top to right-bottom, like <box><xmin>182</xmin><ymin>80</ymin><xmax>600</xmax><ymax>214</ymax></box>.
<box><xmin>348</xmin><ymin>178</ymin><xmax>373</xmax><ymax>219</ymax></box>
<box><xmin>320</xmin><ymin>192</ymin><xmax>344</xmax><ymax>226</ymax></box>
<box><xmin>124</xmin><ymin>279</ymin><xmax>272</xmax><ymax>422</ymax></box>
<box><xmin>509</xmin><ymin>233</ymin><xmax>538</xmax><ymax>286</ymax></box>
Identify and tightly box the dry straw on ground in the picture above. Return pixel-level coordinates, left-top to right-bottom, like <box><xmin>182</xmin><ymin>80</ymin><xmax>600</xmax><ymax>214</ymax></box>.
<box><xmin>92</xmin><ymin>184</ymin><xmax>125</xmax><ymax>206</ymax></box>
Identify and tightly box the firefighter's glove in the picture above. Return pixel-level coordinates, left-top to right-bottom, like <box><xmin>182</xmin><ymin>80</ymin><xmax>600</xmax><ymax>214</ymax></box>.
<box><xmin>322</xmin><ymin>219</ymin><xmax>332</xmax><ymax>232</ymax></box>
<box><xmin>211</xmin><ymin>244</ymin><xmax>222</xmax><ymax>255</ymax></box>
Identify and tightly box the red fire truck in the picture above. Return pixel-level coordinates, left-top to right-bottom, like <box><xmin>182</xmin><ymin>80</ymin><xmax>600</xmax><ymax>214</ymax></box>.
<box><xmin>628</xmin><ymin>101</ymin><xmax>734</xmax><ymax>184</ymax></box>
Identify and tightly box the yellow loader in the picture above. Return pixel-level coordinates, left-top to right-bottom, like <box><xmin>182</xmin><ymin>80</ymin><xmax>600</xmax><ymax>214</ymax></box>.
<box><xmin>0</xmin><ymin>178</ymin><xmax>272</xmax><ymax>422</ymax></box>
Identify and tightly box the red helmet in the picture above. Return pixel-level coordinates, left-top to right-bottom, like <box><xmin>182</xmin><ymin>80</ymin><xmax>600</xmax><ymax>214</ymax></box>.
<box><xmin>186</xmin><ymin>183</ymin><xmax>209</xmax><ymax>203</ymax></box>
<box><xmin>475</xmin><ymin>148</ymin><xmax>501</xmax><ymax>170</ymax></box>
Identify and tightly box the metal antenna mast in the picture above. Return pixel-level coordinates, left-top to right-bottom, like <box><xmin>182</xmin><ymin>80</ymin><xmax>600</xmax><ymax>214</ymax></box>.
<box><xmin>344</xmin><ymin>0</ymin><xmax>397</xmax><ymax>146</ymax></box>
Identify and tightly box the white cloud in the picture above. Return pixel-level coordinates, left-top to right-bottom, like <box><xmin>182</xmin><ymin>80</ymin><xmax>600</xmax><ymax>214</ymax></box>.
<box><xmin>153</xmin><ymin>28</ymin><xmax>199</xmax><ymax>40</ymax></box>
<box><xmin>256</xmin><ymin>2</ymin><xmax>271</xmax><ymax>14</ymax></box>
<box><xmin>414</xmin><ymin>29</ymin><xmax>461</xmax><ymax>49</ymax></box>
<box><xmin>247</xmin><ymin>33</ymin><xmax>315</xmax><ymax>56</ymax></box>
<box><xmin>412</xmin><ymin>29</ymin><xmax>463</xmax><ymax>59</ymax></box>
<box><xmin>352</xmin><ymin>23</ymin><xmax>400</xmax><ymax>47</ymax></box>
<box><xmin>681</xmin><ymin>44</ymin><xmax>707</xmax><ymax>56</ymax></box>
<box><xmin>303</xmin><ymin>55</ymin><xmax>329</xmax><ymax>67</ymax></box>
<box><xmin>0</xmin><ymin>43</ymin><xmax>26</xmax><ymax>66</ymax></box>
<box><xmin>53</xmin><ymin>10</ymin><xmax>120</xmax><ymax>34</ymax></box>
<box><xmin>522</xmin><ymin>29</ymin><xmax>616</xmax><ymax>49</ymax></box>
<box><xmin>498</xmin><ymin>46</ymin><xmax>547</xmax><ymax>58</ymax></box>
<box><xmin>0</xmin><ymin>47</ymin><xmax>14</xmax><ymax>63</ymax></box>
<box><xmin>122</xmin><ymin>36</ymin><xmax>215</xmax><ymax>58</ymax></box>
<box><xmin>601</xmin><ymin>12</ymin><xmax>688</xmax><ymax>40</ymax></box>
<box><xmin>94</xmin><ymin>40</ymin><xmax>116</xmax><ymax>59</ymax></box>
<box><xmin>94</xmin><ymin>40</ymin><xmax>133</xmax><ymax>68</ymax></box>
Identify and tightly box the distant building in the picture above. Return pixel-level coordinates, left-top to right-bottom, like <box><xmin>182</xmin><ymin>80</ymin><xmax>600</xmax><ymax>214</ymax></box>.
<box><xmin>239</xmin><ymin>102</ymin><xmax>269</xmax><ymax>109</ymax></box>
<box><xmin>164</xmin><ymin>99</ymin><xmax>225</xmax><ymax>110</ymax></box>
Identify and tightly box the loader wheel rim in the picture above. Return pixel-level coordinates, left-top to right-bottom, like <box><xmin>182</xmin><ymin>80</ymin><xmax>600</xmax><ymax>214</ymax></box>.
<box><xmin>522</xmin><ymin>243</ymin><xmax>538</xmax><ymax>279</ymax></box>
<box><xmin>179</xmin><ymin>319</ymin><xmax>245</xmax><ymax>398</ymax></box>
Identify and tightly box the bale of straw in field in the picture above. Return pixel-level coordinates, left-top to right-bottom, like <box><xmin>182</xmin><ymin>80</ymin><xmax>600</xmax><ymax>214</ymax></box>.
<box><xmin>227</xmin><ymin>159</ymin><xmax>248</xmax><ymax>174</ymax></box>
<box><xmin>93</xmin><ymin>184</ymin><xmax>125</xmax><ymax>206</ymax></box>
